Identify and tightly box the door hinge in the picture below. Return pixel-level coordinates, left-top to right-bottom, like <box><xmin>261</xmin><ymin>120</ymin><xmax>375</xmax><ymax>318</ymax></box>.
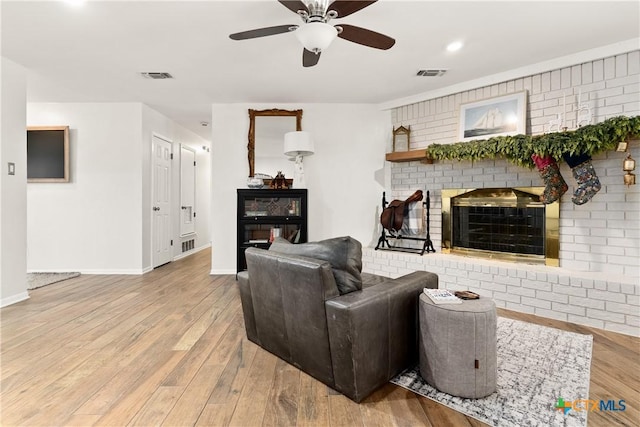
<box><xmin>170</xmin><ymin>239</ymin><xmax>173</xmax><ymax>246</ymax></box>
<box><xmin>170</xmin><ymin>153</ymin><xmax>174</xmax><ymax>160</ymax></box>
<box><xmin>194</xmin><ymin>161</ymin><xmax>196</xmax><ymax>166</ymax></box>
<box><xmin>194</xmin><ymin>212</ymin><xmax>196</xmax><ymax>218</ymax></box>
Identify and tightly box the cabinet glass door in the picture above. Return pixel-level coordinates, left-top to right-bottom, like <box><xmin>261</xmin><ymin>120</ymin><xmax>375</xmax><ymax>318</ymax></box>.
<box><xmin>241</xmin><ymin>223</ymin><xmax>302</xmax><ymax>245</ymax></box>
<box><xmin>242</xmin><ymin>196</ymin><xmax>302</xmax><ymax>218</ymax></box>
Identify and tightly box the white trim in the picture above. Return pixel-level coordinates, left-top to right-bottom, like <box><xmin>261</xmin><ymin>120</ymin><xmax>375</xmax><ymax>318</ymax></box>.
<box><xmin>379</xmin><ymin>38</ymin><xmax>640</xmax><ymax>110</ymax></box>
<box><xmin>173</xmin><ymin>242</ymin><xmax>211</xmax><ymax>261</ymax></box>
<box><xmin>1</xmin><ymin>292</ymin><xmax>30</xmax><ymax>308</ymax></box>
<box><xmin>27</xmin><ymin>268</ymin><xmax>150</xmax><ymax>275</ymax></box>
<box><xmin>83</xmin><ymin>269</ymin><xmax>147</xmax><ymax>275</ymax></box>
<box><xmin>210</xmin><ymin>269</ymin><xmax>236</xmax><ymax>275</ymax></box>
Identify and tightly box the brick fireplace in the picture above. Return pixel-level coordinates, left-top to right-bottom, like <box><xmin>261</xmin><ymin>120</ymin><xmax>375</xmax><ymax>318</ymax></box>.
<box><xmin>364</xmin><ymin>51</ymin><xmax>639</xmax><ymax>336</ymax></box>
<box><xmin>364</xmin><ymin>151</ymin><xmax>639</xmax><ymax>337</ymax></box>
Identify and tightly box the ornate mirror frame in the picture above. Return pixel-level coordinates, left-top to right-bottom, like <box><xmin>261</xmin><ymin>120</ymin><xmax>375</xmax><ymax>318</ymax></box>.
<box><xmin>248</xmin><ymin>108</ymin><xmax>303</xmax><ymax>177</ymax></box>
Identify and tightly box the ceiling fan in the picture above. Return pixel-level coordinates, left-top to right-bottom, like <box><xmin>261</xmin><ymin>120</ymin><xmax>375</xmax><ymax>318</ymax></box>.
<box><xmin>229</xmin><ymin>0</ymin><xmax>395</xmax><ymax>67</ymax></box>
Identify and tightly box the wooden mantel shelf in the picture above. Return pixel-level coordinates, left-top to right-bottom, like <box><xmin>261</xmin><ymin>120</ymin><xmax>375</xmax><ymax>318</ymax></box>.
<box><xmin>385</xmin><ymin>149</ymin><xmax>433</xmax><ymax>164</ymax></box>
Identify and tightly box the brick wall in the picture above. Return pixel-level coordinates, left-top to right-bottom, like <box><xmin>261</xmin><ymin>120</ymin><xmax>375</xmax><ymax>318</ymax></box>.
<box><xmin>365</xmin><ymin>50</ymin><xmax>640</xmax><ymax>336</ymax></box>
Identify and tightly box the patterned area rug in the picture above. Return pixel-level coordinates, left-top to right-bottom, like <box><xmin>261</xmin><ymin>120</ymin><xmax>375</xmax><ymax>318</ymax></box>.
<box><xmin>391</xmin><ymin>317</ymin><xmax>592</xmax><ymax>427</ymax></box>
<box><xmin>27</xmin><ymin>272</ymin><xmax>80</xmax><ymax>290</ymax></box>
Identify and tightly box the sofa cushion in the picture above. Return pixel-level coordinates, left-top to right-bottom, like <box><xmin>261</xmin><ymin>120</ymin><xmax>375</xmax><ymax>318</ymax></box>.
<box><xmin>270</xmin><ymin>236</ymin><xmax>363</xmax><ymax>295</ymax></box>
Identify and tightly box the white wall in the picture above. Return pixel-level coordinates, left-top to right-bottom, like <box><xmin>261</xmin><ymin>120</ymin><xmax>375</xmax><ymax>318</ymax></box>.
<box><xmin>27</xmin><ymin>103</ymin><xmax>144</xmax><ymax>273</ymax></box>
<box><xmin>0</xmin><ymin>57</ymin><xmax>29</xmax><ymax>307</ymax></box>
<box><xmin>26</xmin><ymin>103</ymin><xmax>211</xmax><ymax>274</ymax></box>
<box><xmin>210</xmin><ymin>103</ymin><xmax>390</xmax><ymax>274</ymax></box>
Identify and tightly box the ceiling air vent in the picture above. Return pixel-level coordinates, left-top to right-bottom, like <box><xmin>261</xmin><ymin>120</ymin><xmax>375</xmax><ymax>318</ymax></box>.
<box><xmin>416</xmin><ymin>69</ymin><xmax>447</xmax><ymax>77</ymax></box>
<box><xmin>140</xmin><ymin>72</ymin><xmax>174</xmax><ymax>79</ymax></box>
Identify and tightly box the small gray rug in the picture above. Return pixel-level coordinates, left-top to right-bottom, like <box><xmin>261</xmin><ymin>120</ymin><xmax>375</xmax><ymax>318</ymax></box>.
<box><xmin>27</xmin><ymin>272</ymin><xmax>80</xmax><ymax>290</ymax></box>
<box><xmin>391</xmin><ymin>317</ymin><xmax>592</xmax><ymax>427</ymax></box>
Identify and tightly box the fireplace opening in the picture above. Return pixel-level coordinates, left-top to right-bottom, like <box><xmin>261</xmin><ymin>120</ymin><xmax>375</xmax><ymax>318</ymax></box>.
<box><xmin>442</xmin><ymin>188</ymin><xmax>559</xmax><ymax>266</ymax></box>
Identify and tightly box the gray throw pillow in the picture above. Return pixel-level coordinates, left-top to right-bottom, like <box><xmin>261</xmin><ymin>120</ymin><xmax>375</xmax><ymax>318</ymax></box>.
<box><xmin>269</xmin><ymin>236</ymin><xmax>363</xmax><ymax>295</ymax></box>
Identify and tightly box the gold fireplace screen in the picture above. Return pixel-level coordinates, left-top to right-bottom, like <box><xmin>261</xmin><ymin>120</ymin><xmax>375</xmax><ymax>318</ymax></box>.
<box><xmin>441</xmin><ymin>187</ymin><xmax>559</xmax><ymax>266</ymax></box>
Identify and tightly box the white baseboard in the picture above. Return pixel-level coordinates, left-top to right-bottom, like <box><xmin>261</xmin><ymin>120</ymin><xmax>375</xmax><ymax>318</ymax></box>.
<box><xmin>27</xmin><ymin>268</ymin><xmax>147</xmax><ymax>275</ymax></box>
<box><xmin>79</xmin><ymin>269</ymin><xmax>146</xmax><ymax>275</ymax></box>
<box><xmin>210</xmin><ymin>269</ymin><xmax>236</xmax><ymax>275</ymax></box>
<box><xmin>1</xmin><ymin>291</ymin><xmax>30</xmax><ymax>308</ymax></box>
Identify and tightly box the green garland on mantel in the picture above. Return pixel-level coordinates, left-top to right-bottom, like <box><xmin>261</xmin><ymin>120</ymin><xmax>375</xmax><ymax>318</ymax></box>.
<box><xmin>424</xmin><ymin>115</ymin><xmax>640</xmax><ymax>169</ymax></box>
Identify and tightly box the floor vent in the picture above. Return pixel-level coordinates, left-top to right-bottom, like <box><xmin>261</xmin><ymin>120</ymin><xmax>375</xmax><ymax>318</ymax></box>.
<box><xmin>182</xmin><ymin>239</ymin><xmax>195</xmax><ymax>253</ymax></box>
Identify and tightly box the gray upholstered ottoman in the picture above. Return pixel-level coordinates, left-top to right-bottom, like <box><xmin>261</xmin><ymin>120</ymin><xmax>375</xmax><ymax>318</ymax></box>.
<box><xmin>418</xmin><ymin>293</ymin><xmax>497</xmax><ymax>398</ymax></box>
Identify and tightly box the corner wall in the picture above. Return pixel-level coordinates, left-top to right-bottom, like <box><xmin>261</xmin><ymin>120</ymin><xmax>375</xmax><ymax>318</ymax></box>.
<box><xmin>211</xmin><ymin>103</ymin><xmax>390</xmax><ymax>274</ymax></box>
<box><xmin>141</xmin><ymin>105</ymin><xmax>211</xmax><ymax>269</ymax></box>
<box><xmin>27</xmin><ymin>103</ymin><xmax>144</xmax><ymax>273</ymax></box>
<box><xmin>0</xmin><ymin>57</ymin><xmax>28</xmax><ymax>307</ymax></box>
<box><xmin>26</xmin><ymin>103</ymin><xmax>211</xmax><ymax>274</ymax></box>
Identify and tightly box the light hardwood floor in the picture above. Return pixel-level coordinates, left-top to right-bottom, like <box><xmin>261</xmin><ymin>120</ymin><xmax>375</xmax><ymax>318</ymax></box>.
<box><xmin>1</xmin><ymin>248</ymin><xmax>638</xmax><ymax>426</ymax></box>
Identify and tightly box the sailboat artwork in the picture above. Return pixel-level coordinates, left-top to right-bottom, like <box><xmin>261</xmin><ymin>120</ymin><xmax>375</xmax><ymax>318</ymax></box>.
<box><xmin>464</xmin><ymin>101</ymin><xmax>518</xmax><ymax>138</ymax></box>
<box><xmin>459</xmin><ymin>91</ymin><xmax>527</xmax><ymax>141</ymax></box>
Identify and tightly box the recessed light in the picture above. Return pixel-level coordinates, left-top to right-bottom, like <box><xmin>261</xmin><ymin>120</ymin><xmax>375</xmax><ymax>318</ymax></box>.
<box><xmin>446</xmin><ymin>41</ymin><xmax>463</xmax><ymax>52</ymax></box>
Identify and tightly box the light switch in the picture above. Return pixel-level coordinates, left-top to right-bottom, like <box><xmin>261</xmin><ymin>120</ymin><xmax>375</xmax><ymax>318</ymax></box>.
<box><xmin>8</xmin><ymin>162</ymin><xmax>15</xmax><ymax>175</ymax></box>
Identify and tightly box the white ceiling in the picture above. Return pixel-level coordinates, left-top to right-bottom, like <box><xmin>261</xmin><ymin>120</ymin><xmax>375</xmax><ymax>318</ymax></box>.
<box><xmin>2</xmin><ymin>0</ymin><xmax>639</xmax><ymax>141</ymax></box>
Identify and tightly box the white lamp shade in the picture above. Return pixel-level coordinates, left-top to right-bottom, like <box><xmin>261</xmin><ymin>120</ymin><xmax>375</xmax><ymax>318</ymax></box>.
<box><xmin>284</xmin><ymin>131</ymin><xmax>314</xmax><ymax>157</ymax></box>
<box><xmin>294</xmin><ymin>22</ymin><xmax>338</xmax><ymax>53</ymax></box>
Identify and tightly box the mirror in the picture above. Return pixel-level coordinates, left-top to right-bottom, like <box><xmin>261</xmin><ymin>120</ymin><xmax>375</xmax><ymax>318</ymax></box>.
<box><xmin>248</xmin><ymin>109</ymin><xmax>302</xmax><ymax>178</ymax></box>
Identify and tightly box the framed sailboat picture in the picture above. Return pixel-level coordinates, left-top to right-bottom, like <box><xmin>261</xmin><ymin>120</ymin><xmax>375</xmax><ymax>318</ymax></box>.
<box><xmin>458</xmin><ymin>91</ymin><xmax>527</xmax><ymax>141</ymax></box>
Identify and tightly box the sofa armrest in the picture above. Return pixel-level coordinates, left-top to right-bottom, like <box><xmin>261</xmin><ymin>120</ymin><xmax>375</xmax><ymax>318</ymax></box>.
<box><xmin>237</xmin><ymin>271</ymin><xmax>259</xmax><ymax>344</ymax></box>
<box><xmin>325</xmin><ymin>271</ymin><xmax>438</xmax><ymax>402</ymax></box>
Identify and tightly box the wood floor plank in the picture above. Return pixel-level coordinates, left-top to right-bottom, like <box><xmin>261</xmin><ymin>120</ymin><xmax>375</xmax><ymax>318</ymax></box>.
<box><xmin>227</xmin><ymin>349</ymin><xmax>278</xmax><ymax>427</ymax></box>
<box><xmin>127</xmin><ymin>385</ymin><xmax>184</xmax><ymax>427</ymax></box>
<box><xmin>195</xmin><ymin>402</ymin><xmax>238</xmax><ymax>427</ymax></box>
<box><xmin>328</xmin><ymin>394</ymin><xmax>364</xmax><ymax>427</ymax></box>
<box><xmin>385</xmin><ymin>384</ymin><xmax>433</xmax><ymax>426</ymax></box>
<box><xmin>358</xmin><ymin>386</ymin><xmax>397</xmax><ymax>427</ymax></box>
<box><xmin>90</xmin><ymin>351</ymin><xmax>188</xmax><ymax>426</ymax></box>
<box><xmin>418</xmin><ymin>396</ymin><xmax>475</xmax><ymax>427</ymax></box>
<box><xmin>0</xmin><ymin>248</ymin><xmax>638</xmax><ymax>427</ymax></box>
<box><xmin>206</xmin><ymin>336</ymin><xmax>258</xmax><ymax>405</ymax></box>
<box><xmin>262</xmin><ymin>359</ymin><xmax>301</xmax><ymax>427</ymax></box>
<box><xmin>160</xmin><ymin>363</ymin><xmax>226</xmax><ymax>426</ymax></box>
<box><xmin>295</xmin><ymin>372</ymin><xmax>331</xmax><ymax>427</ymax></box>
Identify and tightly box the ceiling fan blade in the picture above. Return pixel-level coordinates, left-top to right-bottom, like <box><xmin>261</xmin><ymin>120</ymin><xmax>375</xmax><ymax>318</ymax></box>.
<box><xmin>337</xmin><ymin>24</ymin><xmax>395</xmax><ymax>50</ymax></box>
<box><xmin>303</xmin><ymin>49</ymin><xmax>321</xmax><ymax>67</ymax></box>
<box><xmin>329</xmin><ymin>1</ymin><xmax>377</xmax><ymax>18</ymax></box>
<box><xmin>229</xmin><ymin>25</ymin><xmax>295</xmax><ymax>40</ymax></box>
<box><xmin>278</xmin><ymin>0</ymin><xmax>309</xmax><ymax>14</ymax></box>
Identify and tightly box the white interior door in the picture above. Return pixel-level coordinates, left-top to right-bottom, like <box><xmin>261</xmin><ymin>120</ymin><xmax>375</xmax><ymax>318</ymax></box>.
<box><xmin>152</xmin><ymin>135</ymin><xmax>172</xmax><ymax>267</ymax></box>
<box><xmin>180</xmin><ymin>146</ymin><xmax>196</xmax><ymax>236</ymax></box>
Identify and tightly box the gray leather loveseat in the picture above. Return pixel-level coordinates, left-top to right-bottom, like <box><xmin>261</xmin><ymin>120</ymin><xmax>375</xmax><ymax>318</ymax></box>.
<box><xmin>237</xmin><ymin>236</ymin><xmax>438</xmax><ymax>402</ymax></box>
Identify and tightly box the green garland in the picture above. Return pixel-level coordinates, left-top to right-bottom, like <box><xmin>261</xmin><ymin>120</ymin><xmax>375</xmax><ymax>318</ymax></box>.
<box><xmin>424</xmin><ymin>115</ymin><xmax>640</xmax><ymax>169</ymax></box>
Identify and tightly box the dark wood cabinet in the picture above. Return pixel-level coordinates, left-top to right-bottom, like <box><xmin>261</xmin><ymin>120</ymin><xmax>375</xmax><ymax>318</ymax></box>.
<box><xmin>237</xmin><ymin>189</ymin><xmax>308</xmax><ymax>273</ymax></box>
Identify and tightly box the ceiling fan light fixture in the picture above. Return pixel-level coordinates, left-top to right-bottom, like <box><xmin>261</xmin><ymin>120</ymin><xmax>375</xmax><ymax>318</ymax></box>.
<box><xmin>294</xmin><ymin>22</ymin><xmax>338</xmax><ymax>53</ymax></box>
